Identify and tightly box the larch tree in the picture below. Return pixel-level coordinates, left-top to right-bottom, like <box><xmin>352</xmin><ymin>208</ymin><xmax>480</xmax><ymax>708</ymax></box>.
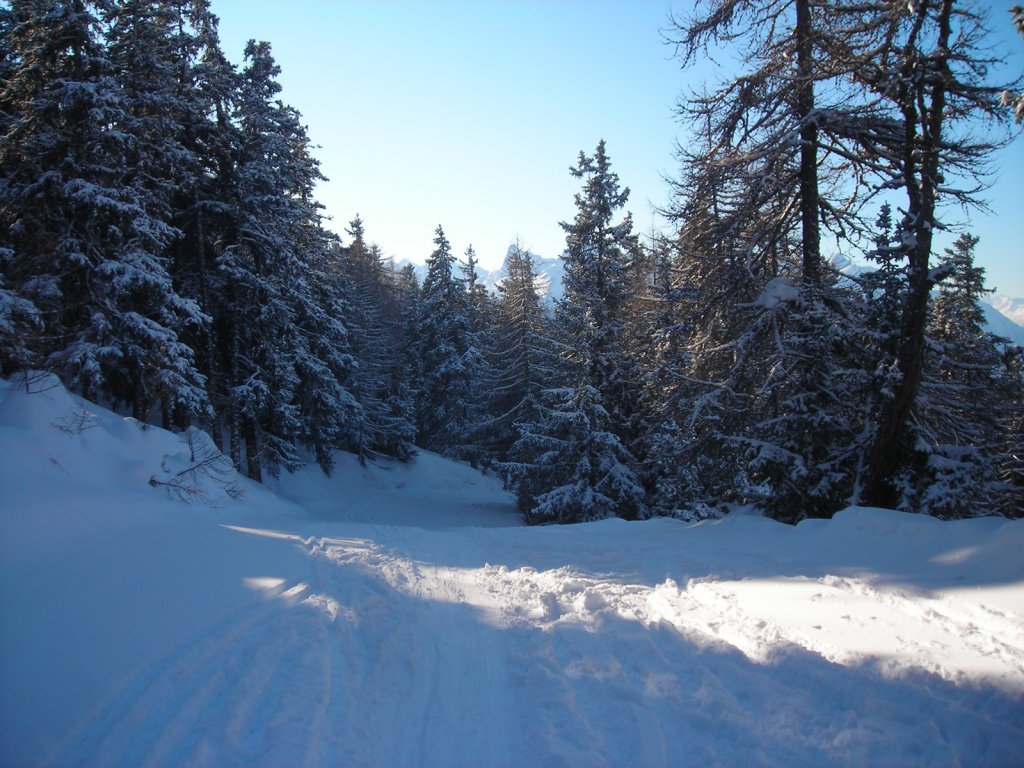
<box><xmin>852</xmin><ymin>0</ymin><xmax>1021</xmax><ymax>508</ymax></box>
<box><xmin>668</xmin><ymin>0</ymin><xmax>1020</xmax><ymax>518</ymax></box>
<box><xmin>667</xmin><ymin>0</ymin><xmax>871</xmax><ymax>518</ymax></box>
<box><xmin>484</xmin><ymin>243</ymin><xmax>558</xmax><ymax>468</ymax></box>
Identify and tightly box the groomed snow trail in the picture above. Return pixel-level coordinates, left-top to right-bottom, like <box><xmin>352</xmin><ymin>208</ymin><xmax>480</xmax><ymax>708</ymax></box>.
<box><xmin>2</xmin><ymin>378</ymin><xmax>1023</xmax><ymax>767</ymax></box>
<box><xmin>38</xmin><ymin>517</ymin><xmax>1024</xmax><ymax>768</ymax></box>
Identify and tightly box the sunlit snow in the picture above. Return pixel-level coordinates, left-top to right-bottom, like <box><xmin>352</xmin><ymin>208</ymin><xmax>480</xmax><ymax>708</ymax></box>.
<box><xmin>1</xmin><ymin>375</ymin><xmax>1022</xmax><ymax>767</ymax></box>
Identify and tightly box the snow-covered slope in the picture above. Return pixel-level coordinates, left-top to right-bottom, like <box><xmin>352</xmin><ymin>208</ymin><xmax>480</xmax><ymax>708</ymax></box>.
<box><xmin>2</xmin><ymin>376</ymin><xmax>1023</xmax><ymax>767</ymax></box>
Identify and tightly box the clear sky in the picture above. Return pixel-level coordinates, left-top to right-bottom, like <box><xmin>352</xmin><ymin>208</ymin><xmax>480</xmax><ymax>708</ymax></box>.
<box><xmin>211</xmin><ymin>0</ymin><xmax>1024</xmax><ymax>297</ymax></box>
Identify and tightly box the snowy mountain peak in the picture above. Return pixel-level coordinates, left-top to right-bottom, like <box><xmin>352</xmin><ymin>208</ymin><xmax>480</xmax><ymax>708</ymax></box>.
<box><xmin>990</xmin><ymin>295</ymin><xmax>1024</xmax><ymax>327</ymax></box>
<box><xmin>396</xmin><ymin>245</ymin><xmax>566</xmax><ymax>302</ymax></box>
<box><xmin>483</xmin><ymin>245</ymin><xmax>565</xmax><ymax>303</ymax></box>
<box><xmin>982</xmin><ymin>297</ymin><xmax>1024</xmax><ymax>346</ymax></box>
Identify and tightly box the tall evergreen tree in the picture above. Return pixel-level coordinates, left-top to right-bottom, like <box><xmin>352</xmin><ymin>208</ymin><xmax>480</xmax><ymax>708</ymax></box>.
<box><xmin>852</xmin><ymin>1</ymin><xmax>1020</xmax><ymax>507</ymax></box>
<box><xmin>220</xmin><ymin>40</ymin><xmax>362</xmax><ymax>478</ymax></box>
<box><xmin>510</xmin><ymin>142</ymin><xmax>647</xmax><ymax>524</ymax></box>
<box><xmin>909</xmin><ymin>234</ymin><xmax>1022</xmax><ymax>516</ymax></box>
<box><xmin>456</xmin><ymin>245</ymin><xmax>492</xmax><ymax>466</ymax></box>
<box><xmin>416</xmin><ymin>225</ymin><xmax>473</xmax><ymax>456</ymax></box>
<box><xmin>342</xmin><ymin>216</ymin><xmax>415</xmax><ymax>460</ymax></box>
<box><xmin>0</xmin><ymin>0</ymin><xmax>207</xmax><ymax>419</ymax></box>
<box><xmin>483</xmin><ymin>244</ymin><xmax>558</xmax><ymax>467</ymax></box>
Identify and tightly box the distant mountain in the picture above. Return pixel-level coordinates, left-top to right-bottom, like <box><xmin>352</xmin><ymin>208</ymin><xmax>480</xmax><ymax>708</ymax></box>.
<box><xmin>396</xmin><ymin>246</ymin><xmax>565</xmax><ymax>304</ymax></box>
<box><xmin>990</xmin><ymin>295</ymin><xmax>1024</xmax><ymax>328</ymax></box>
<box><xmin>837</xmin><ymin>258</ymin><xmax>1024</xmax><ymax>346</ymax></box>
<box><xmin>982</xmin><ymin>299</ymin><xmax>1024</xmax><ymax>346</ymax></box>
<box><xmin>480</xmin><ymin>246</ymin><xmax>565</xmax><ymax>304</ymax></box>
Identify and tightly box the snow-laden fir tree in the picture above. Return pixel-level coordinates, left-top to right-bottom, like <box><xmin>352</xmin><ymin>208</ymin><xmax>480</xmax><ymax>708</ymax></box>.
<box><xmin>0</xmin><ymin>0</ymin><xmax>207</xmax><ymax>420</ymax></box>
<box><xmin>388</xmin><ymin>261</ymin><xmax>423</xmax><ymax>459</ymax></box>
<box><xmin>454</xmin><ymin>245</ymin><xmax>494</xmax><ymax>466</ymax></box>
<box><xmin>154</xmin><ymin>0</ymin><xmax>240</xmax><ymax>438</ymax></box>
<box><xmin>416</xmin><ymin>225</ymin><xmax>474</xmax><ymax>456</ymax></box>
<box><xmin>510</xmin><ymin>141</ymin><xmax>647</xmax><ymax>524</ymax></box>
<box><xmin>628</xmin><ymin>237</ymin><xmax>707</xmax><ymax>518</ymax></box>
<box><xmin>908</xmin><ymin>234</ymin><xmax>1023</xmax><ymax>517</ymax></box>
<box><xmin>219</xmin><ymin>40</ymin><xmax>363</xmax><ymax>479</ymax></box>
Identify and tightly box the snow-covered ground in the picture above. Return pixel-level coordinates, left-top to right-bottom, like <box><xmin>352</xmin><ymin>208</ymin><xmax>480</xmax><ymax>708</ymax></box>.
<box><xmin>1</xmin><ymin>376</ymin><xmax>1022</xmax><ymax>767</ymax></box>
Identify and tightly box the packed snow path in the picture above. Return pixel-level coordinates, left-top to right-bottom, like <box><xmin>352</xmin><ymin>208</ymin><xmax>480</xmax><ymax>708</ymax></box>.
<box><xmin>1</xmin><ymin>379</ymin><xmax>1023</xmax><ymax>767</ymax></box>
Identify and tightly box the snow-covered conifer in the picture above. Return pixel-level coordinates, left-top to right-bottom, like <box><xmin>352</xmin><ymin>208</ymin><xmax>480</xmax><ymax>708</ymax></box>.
<box><xmin>0</xmin><ymin>0</ymin><xmax>207</xmax><ymax>421</ymax></box>
<box><xmin>416</xmin><ymin>226</ymin><xmax>474</xmax><ymax>456</ymax></box>
<box><xmin>510</xmin><ymin>142</ymin><xmax>647</xmax><ymax>523</ymax></box>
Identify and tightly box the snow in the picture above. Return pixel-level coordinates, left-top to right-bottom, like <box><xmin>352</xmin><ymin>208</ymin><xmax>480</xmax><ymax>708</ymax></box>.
<box><xmin>756</xmin><ymin>276</ymin><xmax>801</xmax><ymax>309</ymax></box>
<box><xmin>990</xmin><ymin>295</ymin><xmax>1024</xmax><ymax>328</ymax></box>
<box><xmin>982</xmin><ymin>297</ymin><xmax>1024</xmax><ymax>346</ymax></box>
<box><xmin>398</xmin><ymin>244</ymin><xmax>566</xmax><ymax>304</ymax></box>
<box><xmin>2</xmin><ymin>375</ymin><xmax>1023</xmax><ymax>767</ymax></box>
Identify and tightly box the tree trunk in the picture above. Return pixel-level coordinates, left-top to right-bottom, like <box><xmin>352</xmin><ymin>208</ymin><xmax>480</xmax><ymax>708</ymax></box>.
<box><xmin>860</xmin><ymin>0</ymin><xmax>951</xmax><ymax>508</ymax></box>
<box><xmin>795</xmin><ymin>0</ymin><xmax>821</xmax><ymax>285</ymax></box>
<box><xmin>245</xmin><ymin>421</ymin><xmax>262</xmax><ymax>483</ymax></box>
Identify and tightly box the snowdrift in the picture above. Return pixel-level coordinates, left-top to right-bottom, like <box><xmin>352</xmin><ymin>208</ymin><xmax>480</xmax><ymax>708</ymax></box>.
<box><xmin>1</xmin><ymin>375</ymin><xmax>1022</xmax><ymax>767</ymax></box>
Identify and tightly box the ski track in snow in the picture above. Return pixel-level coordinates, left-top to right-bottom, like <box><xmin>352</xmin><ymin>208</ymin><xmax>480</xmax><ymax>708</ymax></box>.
<box><xmin>42</xmin><ymin>521</ymin><xmax>1024</xmax><ymax>768</ymax></box>
<box><xmin>2</xmin><ymin>379</ymin><xmax>1024</xmax><ymax>767</ymax></box>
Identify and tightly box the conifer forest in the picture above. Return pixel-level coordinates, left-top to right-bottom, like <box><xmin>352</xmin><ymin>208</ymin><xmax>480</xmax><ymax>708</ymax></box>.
<box><xmin>2</xmin><ymin>0</ymin><xmax>1023</xmax><ymax>523</ymax></box>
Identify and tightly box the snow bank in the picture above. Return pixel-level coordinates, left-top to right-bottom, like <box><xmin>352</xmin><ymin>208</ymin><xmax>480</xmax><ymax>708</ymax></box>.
<box><xmin>1</xmin><ymin>376</ymin><xmax>1022</xmax><ymax>767</ymax></box>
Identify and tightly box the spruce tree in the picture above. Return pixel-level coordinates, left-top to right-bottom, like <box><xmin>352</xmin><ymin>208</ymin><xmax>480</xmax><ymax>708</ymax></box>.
<box><xmin>416</xmin><ymin>226</ymin><xmax>473</xmax><ymax>456</ymax></box>
<box><xmin>510</xmin><ymin>142</ymin><xmax>647</xmax><ymax>524</ymax></box>
<box><xmin>456</xmin><ymin>245</ymin><xmax>492</xmax><ymax>466</ymax></box>
<box><xmin>0</xmin><ymin>0</ymin><xmax>207</xmax><ymax>419</ymax></box>
<box><xmin>221</xmin><ymin>40</ymin><xmax>363</xmax><ymax>478</ymax></box>
<box><xmin>343</xmin><ymin>217</ymin><xmax>415</xmax><ymax>460</ymax></box>
<box><xmin>910</xmin><ymin>234</ymin><xmax>1021</xmax><ymax>516</ymax></box>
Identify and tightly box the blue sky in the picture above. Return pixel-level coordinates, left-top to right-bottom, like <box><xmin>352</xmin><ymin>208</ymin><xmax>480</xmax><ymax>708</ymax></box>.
<box><xmin>211</xmin><ymin>0</ymin><xmax>1024</xmax><ymax>297</ymax></box>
